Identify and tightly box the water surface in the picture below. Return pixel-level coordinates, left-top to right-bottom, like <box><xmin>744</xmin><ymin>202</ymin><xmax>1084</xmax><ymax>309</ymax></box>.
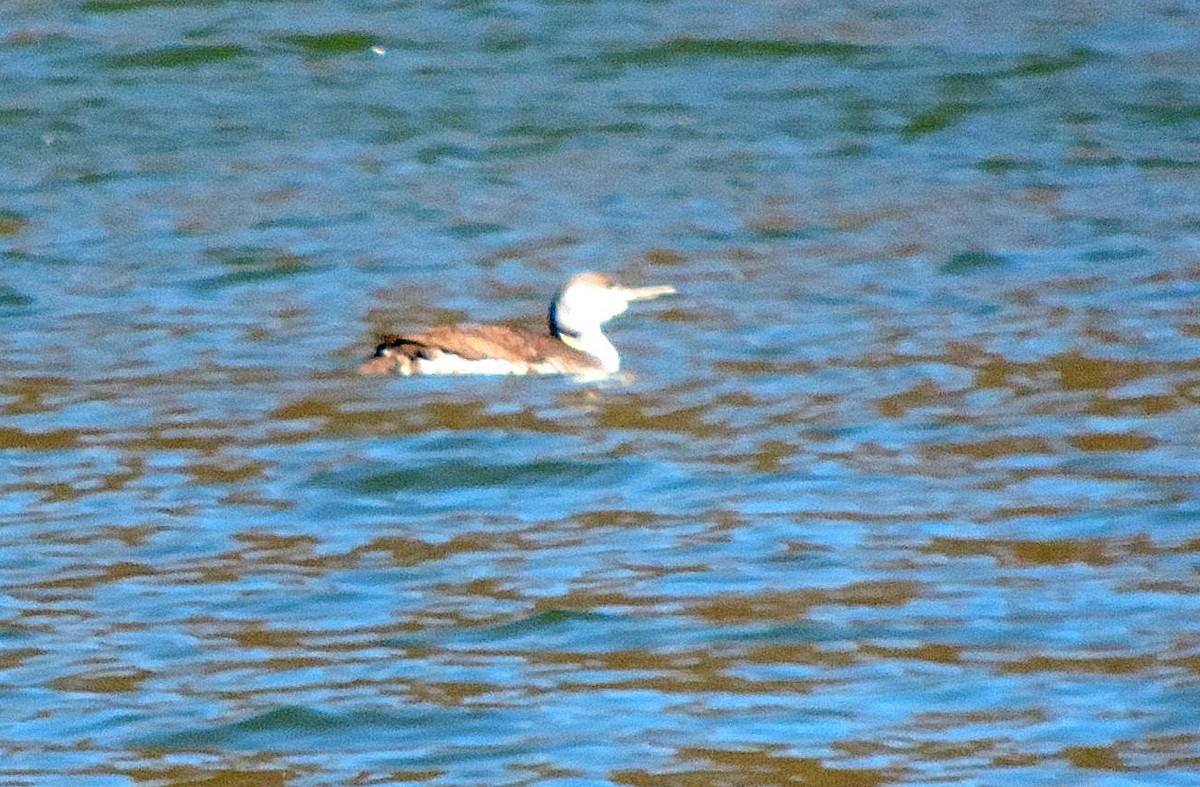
<box><xmin>1</xmin><ymin>1</ymin><xmax>1199</xmax><ymax>784</ymax></box>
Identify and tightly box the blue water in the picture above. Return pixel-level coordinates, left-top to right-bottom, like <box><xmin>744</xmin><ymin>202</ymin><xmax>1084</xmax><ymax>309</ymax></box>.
<box><xmin>2</xmin><ymin>1</ymin><xmax>1199</xmax><ymax>785</ymax></box>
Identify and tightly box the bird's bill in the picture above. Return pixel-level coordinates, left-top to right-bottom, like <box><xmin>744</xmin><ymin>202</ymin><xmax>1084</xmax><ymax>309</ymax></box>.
<box><xmin>621</xmin><ymin>284</ymin><xmax>676</xmax><ymax>301</ymax></box>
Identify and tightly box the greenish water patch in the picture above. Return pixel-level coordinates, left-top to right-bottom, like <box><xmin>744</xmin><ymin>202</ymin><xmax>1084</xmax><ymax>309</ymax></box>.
<box><xmin>319</xmin><ymin>459</ymin><xmax>631</xmax><ymax>495</ymax></box>
<box><xmin>0</xmin><ymin>285</ymin><xmax>34</xmax><ymax>310</ymax></box>
<box><xmin>0</xmin><ymin>107</ymin><xmax>41</xmax><ymax>125</ymax></box>
<box><xmin>504</xmin><ymin>122</ymin><xmax>597</xmax><ymax>142</ymax></box>
<box><xmin>107</xmin><ymin>44</ymin><xmax>249</xmax><ymax>69</ymax></box>
<box><xmin>477</xmin><ymin>609</ymin><xmax>613</xmax><ymax>639</ymax></box>
<box><xmin>939</xmin><ymin>70</ymin><xmax>994</xmax><ymax>96</ymax></box>
<box><xmin>139</xmin><ymin>705</ymin><xmax>486</xmax><ymax>752</ymax></box>
<box><xmin>450</xmin><ymin>610</ymin><xmax>696</xmax><ymax>653</ymax></box>
<box><xmin>365</xmin><ymin>106</ymin><xmax>420</xmax><ymax>143</ymax></box>
<box><xmin>751</xmin><ymin>223</ymin><xmax>824</xmax><ymax>241</ymax></box>
<box><xmin>620</xmin><ymin>101</ymin><xmax>691</xmax><ymax>116</ymax></box>
<box><xmin>929</xmin><ymin>50</ymin><xmax>1095</xmax><ymax>94</ymax></box>
<box><xmin>724</xmin><ymin>622</ymin><xmax>830</xmax><ymax>643</ymax></box>
<box><xmin>939</xmin><ymin>250</ymin><xmax>1010</xmax><ymax>274</ymax></box>
<box><xmin>446</xmin><ymin>222</ymin><xmax>508</xmax><ymax>239</ymax></box>
<box><xmin>1087</xmin><ymin>217</ymin><xmax>1136</xmax><ymax>235</ymax></box>
<box><xmin>276</xmin><ymin>32</ymin><xmax>377</xmax><ymax>56</ymax></box>
<box><xmin>253</xmin><ymin>211</ymin><xmax>370</xmax><ymax>230</ymax></box>
<box><xmin>901</xmin><ymin>101</ymin><xmax>977</xmax><ymax>139</ymax></box>
<box><xmin>1135</xmin><ymin>156</ymin><xmax>1200</xmax><ymax>170</ymax></box>
<box><xmin>829</xmin><ymin>142</ymin><xmax>872</xmax><ymax>158</ymax></box>
<box><xmin>1129</xmin><ymin>102</ymin><xmax>1200</xmax><ymax>125</ymax></box>
<box><xmin>1083</xmin><ymin>246</ymin><xmax>1148</xmax><ymax>262</ymax></box>
<box><xmin>1068</xmin><ymin>151</ymin><xmax>1124</xmax><ymax>168</ymax></box>
<box><xmin>481</xmin><ymin>31</ymin><xmax>532</xmax><ymax>54</ymax></box>
<box><xmin>608</xmin><ymin>38</ymin><xmax>880</xmax><ymax>69</ymax></box>
<box><xmin>83</xmin><ymin>0</ymin><xmax>235</xmax><ymax>11</ymax></box>
<box><xmin>492</xmin><ymin>121</ymin><xmax>644</xmax><ymax>157</ymax></box>
<box><xmin>1008</xmin><ymin>48</ymin><xmax>1095</xmax><ymax>77</ymax></box>
<box><xmin>417</xmin><ymin>143</ymin><xmax>485</xmax><ymax>165</ymax></box>
<box><xmin>188</xmin><ymin>247</ymin><xmax>315</xmax><ymax>291</ymax></box>
<box><xmin>978</xmin><ymin>156</ymin><xmax>1041</xmax><ymax>174</ymax></box>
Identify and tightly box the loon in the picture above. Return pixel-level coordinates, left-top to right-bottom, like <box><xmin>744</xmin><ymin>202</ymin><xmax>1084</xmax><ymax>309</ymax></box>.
<box><xmin>359</xmin><ymin>272</ymin><xmax>676</xmax><ymax>376</ymax></box>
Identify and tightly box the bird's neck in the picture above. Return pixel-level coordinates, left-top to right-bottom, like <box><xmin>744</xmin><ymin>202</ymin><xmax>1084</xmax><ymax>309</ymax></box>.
<box><xmin>564</xmin><ymin>329</ymin><xmax>619</xmax><ymax>372</ymax></box>
<box><xmin>549</xmin><ymin>309</ymin><xmax>620</xmax><ymax>372</ymax></box>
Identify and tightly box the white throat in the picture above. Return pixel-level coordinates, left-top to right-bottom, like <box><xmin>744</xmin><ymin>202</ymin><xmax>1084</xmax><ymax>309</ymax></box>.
<box><xmin>549</xmin><ymin>296</ymin><xmax>624</xmax><ymax>373</ymax></box>
<box><xmin>561</xmin><ymin>329</ymin><xmax>620</xmax><ymax>372</ymax></box>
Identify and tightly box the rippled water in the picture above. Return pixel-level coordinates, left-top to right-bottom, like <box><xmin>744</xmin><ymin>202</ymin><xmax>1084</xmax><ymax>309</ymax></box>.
<box><xmin>2</xmin><ymin>1</ymin><xmax>1199</xmax><ymax>785</ymax></box>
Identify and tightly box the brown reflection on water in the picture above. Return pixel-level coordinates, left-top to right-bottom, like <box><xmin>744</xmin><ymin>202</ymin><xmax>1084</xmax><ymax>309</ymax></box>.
<box><xmin>124</xmin><ymin>765</ymin><xmax>297</xmax><ymax>786</ymax></box>
<box><xmin>1068</xmin><ymin>432</ymin><xmax>1157</xmax><ymax>452</ymax></box>
<box><xmin>1061</xmin><ymin>745</ymin><xmax>1126</xmax><ymax>771</ymax></box>
<box><xmin>356</xmin><ymin>535</ymin><xmax>481</xmax><ymax>567</ymax></box>
<box><xmin>534</xmin><ymin>647</ymin><xmax>828</xmax><ymax>697</ymax></box>
<box><xmin>48</xmin><ymin>668</ymin><xmax>154</xmax><ymax>694</ymax></box>
<box><xmin>971</xmin><ymin>351</ymin><xmax>1198</xmax><ymax>397</ymax></box>
<box><xmin>927</xmin><ymin>536</ymin><xmax>1158</xmax><ymax>567</ymax></box>
<box><xmin>596</xmin><ymin>396</ymin><xmax>734</xmax><ymax>437</ymax></box>
<box><xmin>694</xmin><ymin>581</ymin><xmax>924</xmax><ymax>625</ymax></box>
<box><xmin>0</xmin><ymin>425</ymin><xmax>82</xmax><ymax>450</ymax></box>
<box><xmin>272</xmin><ymin>395</ymin><xmax>573</xmax><ymax>437</ymax></box>
<box><xmin>999</xmin><ymin>654</ymin><xmax>1157</xmax><ymax>676</ymax></box>
<box><xmin>615</xmin><ymin>747</ymin><xmax>889</xmax><ymax>787</ymax></box>
<box><xmin>713</xmin><ymin>359</ymin><xmax>821</xmax><ymax>377</ymax></box>
<box><xmin>0</xmin><ymin>376</ymin><xmax>74</xmax><ymax>416</ymax></box>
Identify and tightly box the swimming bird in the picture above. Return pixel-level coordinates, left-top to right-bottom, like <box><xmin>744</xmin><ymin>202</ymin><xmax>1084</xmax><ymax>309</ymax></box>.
<box><xmin>359</xmin><ymin>272</ymin><xmax>675</xmax><ymax>376</ymax></box>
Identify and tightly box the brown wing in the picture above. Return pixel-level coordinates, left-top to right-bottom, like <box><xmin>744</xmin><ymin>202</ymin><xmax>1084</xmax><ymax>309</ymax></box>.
<box><xmin>391</xmin><ymin>325</ymin><xmax>561</xmax><ymax>362</ymax></box>
<box><xmin>362</xmin><ymin>324</ymin><xmax>600</xmax><ymax>374</ymax></box>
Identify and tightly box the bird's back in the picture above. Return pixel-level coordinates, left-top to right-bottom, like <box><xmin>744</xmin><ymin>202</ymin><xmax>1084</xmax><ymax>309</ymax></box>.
<box><xmin>359</xmin><ymin>324</ymin><xmax>604</xmax><ymax>376</ymax></box>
